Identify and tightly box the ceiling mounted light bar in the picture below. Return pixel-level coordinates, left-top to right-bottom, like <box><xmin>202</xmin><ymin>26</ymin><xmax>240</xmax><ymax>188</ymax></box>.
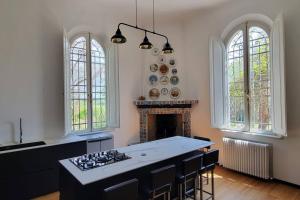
<box><xmin>111</xmin><ymin>0</ymin><xmax>174</xmax><ymax>54</ymax></box>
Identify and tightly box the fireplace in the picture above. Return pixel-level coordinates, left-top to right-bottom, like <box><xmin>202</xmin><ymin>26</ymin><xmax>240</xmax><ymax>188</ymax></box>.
<box><xmin>134</xmin><ymin>100</ymin><xmax>198</xmax><ymax>142</ymax></box>
<box><xmin>148</xmin><ymin>114</ymin><xmax>183</xmax><ymax>141</ymax></box>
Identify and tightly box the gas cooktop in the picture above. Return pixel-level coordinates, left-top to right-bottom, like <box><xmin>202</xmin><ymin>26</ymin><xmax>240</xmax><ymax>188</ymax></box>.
<box><xmin>69</xmin><ymin>150</ymin><xmax>131</xmax><ymax>171</ymax></box>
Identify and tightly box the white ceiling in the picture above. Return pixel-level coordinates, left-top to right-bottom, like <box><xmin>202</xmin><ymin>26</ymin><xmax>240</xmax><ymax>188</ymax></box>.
<box><xmin>143</xmin><ymin>0</ymin><xmax>232</xmax><ymax>13</ymax></box>
<box><xmin>99</xmin><ymin>0</ymin><xmax>233</xmax><ymax>17</ymax></box>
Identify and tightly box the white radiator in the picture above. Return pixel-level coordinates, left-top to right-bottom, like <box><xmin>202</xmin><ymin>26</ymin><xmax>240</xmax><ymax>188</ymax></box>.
<box><xmin>222</xmin><ymin>137</ymin><xmax>272</xmax><ymax>179</ymax></box>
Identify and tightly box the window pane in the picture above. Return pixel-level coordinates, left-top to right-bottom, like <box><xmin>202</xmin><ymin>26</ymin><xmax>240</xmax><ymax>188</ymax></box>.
<box><xmin>248</xmin><ymin>27</ymin><xmax>271</xmax><ymax>132</ymax></box>
<box><xmin>91</xmin><ymin>39</ymin><xmax>107</xmax><ymax>129</ymax></box>
<box><xmin>70</xmin><ymin>37</ymin><xmax>88</xmax><ymax>132</ymax></box>
<box><xmin>226</xmin><ymin>30</ymin><xmax>246</xmax><ymax>130</ymax></box>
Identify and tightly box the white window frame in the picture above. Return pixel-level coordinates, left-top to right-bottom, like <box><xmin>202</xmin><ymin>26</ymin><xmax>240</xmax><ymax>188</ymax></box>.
<box><xmin>64</xmin><ymin>30</ymin><xmax>120</xmax><ymax>135</ymax></box>
<box><xmin>223</xmin><ymin>21</ymin><xmax>272</xmax><ymax>134</ymax></box>
<box><xmin>68</xmin><ymin>33</ymin><xmax>107</xmax><ymax>134</ymax></box>
<box><xmin>209</xmin><ymin>14</ymin><xmax>286</xmax><ymax>138</ymax></box>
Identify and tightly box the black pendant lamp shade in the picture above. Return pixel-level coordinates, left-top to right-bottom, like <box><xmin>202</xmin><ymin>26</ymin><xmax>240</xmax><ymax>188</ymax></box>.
<box><xmin>162</xmin><ymin>42</ymin><xmax>174</xmax><ymax>54</ymax></box>
<box><xmin>139</xmin><ymin>33</ymin><xmax>153</xmax><ymax>49</ymax></box>
<box><xmin>111</xmin><ymin>28</ymin><xmax>127</xmax><ymax>44</ymax></box>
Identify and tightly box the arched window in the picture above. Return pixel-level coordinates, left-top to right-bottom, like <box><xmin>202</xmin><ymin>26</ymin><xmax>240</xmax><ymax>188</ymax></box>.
<box><xmin>210</xmin><ymin>14</ymin><xmax>286</xmax><ymax>137</ymax></box>
<box><xmin>226</xmin><ymin>23</ymin><xmax>271</xmax><ymax>133</ymax></box>
<box><xmin>69</xmin><ymin>34</ymin><xmax>107</xmax><ymax>133</ymax></box>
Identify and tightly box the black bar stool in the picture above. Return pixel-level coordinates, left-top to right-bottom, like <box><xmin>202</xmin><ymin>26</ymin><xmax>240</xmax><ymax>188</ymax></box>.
<box><xmin>143</xmin><ymin>165</ymin><xmax>176</xmax><ymax>200</ymax></box>
<box><xmin>198</xmin><ymin>149</ymin><xmax>219</xmax><ymax>200</ymax></box>
<box><xmin>193</xmin><ymin>136</ymin><xmax>212</xmax><ymax>185</ymax></box>
<box><xmin>176</xmin><ymin>154</ymin><xmax>203</xmax><ymax>200</ymax></box>
<box><xmin>102</xmin><ymin>178</ymin><xmax>139</xmax><ymax>200</ymax></box>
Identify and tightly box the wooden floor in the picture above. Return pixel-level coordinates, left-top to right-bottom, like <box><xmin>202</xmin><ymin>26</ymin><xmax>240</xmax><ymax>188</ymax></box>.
<box><xmin>211</xmin><ymin>167</ymin><xmax>300</xmax><ymax>200</ymax></box>
<box><xmin>34</xmin><ymin>166</ymin><xmax>300</xmax><ymax>200</ymax></box>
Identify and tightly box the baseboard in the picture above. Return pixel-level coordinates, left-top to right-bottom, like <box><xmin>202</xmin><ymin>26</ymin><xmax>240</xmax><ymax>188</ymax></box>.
<box><xmin>218</xmin><ymin>165</ymin><xmax>271</xmax><ymax>180</ymax></box>
<box><xmin>274</xmin><ymin>178</ymin><xmax>300</xmax><ymax>189</ymax></box>
<box><xmin>218</xmin><ymin>165</ymin><xmax>300</xmax><ymax>188</ymax></box>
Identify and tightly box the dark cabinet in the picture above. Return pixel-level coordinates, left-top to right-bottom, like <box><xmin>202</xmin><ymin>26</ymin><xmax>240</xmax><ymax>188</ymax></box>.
<box><xmin>24</xmin><ymin>169</ymin><xmax>58</xmax><ymax>198</ymax></box>
<box><xmin>0</xmin><ymin>141</ymin><xmax>86</xmax><ymax>200</ymax></box>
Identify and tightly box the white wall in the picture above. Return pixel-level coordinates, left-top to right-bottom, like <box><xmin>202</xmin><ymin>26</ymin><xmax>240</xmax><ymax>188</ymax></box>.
<box><xmin>183</xmin><ymin>0</ymin><xmax>300</xmax><ymax>185</ymax></box>
<box><xmin>0</xmin><ymin>0</ymin><xmax>146</xmax><ymax>147</ymax></box>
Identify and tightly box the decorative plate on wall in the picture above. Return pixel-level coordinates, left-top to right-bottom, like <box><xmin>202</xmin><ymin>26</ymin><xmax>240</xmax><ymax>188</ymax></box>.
<box><xmin>158</xmin><ymin>55</ymin><xmax>166</xmax><ymax>64</ymax></box>
<box><xmin>160</xmin><ymin>76</ymin><xmax>169</xmax><ymax>85</ymax></box>
<box><xmin>150</xmin><ymin>64</ymin><xmax>158</xmax><ymax>72</ymax></box>
<box><xmin>151</xmin><ymin>48</ymin><xmax>160</xmax><ymax>56</ymax></box>
<box><xmin>161</xmin><ymin>88</ymin><xmax>169</xmax><ymax>95</ymax></box>
<box><xmin>148</xmin><ymin>75</ymin><xmax>158</xmax><ymax>86</ymax></box>
<box><xmin>172</xmin><ymin>68</ymin><xmax>177</xmax><ymax>75</ymax></box>
<box><xmin>149</xmin><ymin>88</ymin><xmax>160</xmax><ymax>100</ymax></box>
<box><xmin>170</xmin><ymin>75</ymin><xmax>179</xmax><ymax>85</ymax></box>
<box><xmin>159</xmin><ymin>64</ymin><xmax>169</xmax><ymax>75</ymax></box>
<box><xmin>170</xmin><ymin>87</ymin><xmax>181</xmax><ymax>99</ymax></box>
<box><xmin>169</xmin><ymin>58</ymin><xmax>176</xmax><ymax>67</ymax></box>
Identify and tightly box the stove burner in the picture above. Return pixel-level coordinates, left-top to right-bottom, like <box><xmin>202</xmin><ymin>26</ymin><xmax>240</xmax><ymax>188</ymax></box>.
<box><xmin>69</xmin><ymin>150</ymin><xmax>131</xmax><ymax>171</ymax></box>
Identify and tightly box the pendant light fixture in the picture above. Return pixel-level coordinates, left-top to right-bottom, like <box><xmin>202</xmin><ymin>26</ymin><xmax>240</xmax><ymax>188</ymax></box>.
<box><xmin>111</xmin><ymin>28</ymin><xmax>127</xmax><ymax>44</ymax></box>
<box><xmin>111</xmin><ymin>0</ymin><xmax>174</xmax><ymax>54</ymax></box>
<box><xmin>139</xmin><ymin>31</ymin><xmax>153</xmax><ymax>49</ymax></box>
<box><xmin>162</xmin><ymin>42</ymin><xmax>174</xmax><ymax>54</ymax></box>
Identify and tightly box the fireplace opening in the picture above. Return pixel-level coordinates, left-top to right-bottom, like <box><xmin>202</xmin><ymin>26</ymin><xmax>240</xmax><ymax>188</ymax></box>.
<box><xmin>147</xmin><ymin>114</ymin><xmax>183</xmax><ymax>141</ymax></box>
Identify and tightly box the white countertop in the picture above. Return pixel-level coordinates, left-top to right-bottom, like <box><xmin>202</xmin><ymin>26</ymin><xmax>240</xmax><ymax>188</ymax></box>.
<box><xmin>0</xmin><ymin>132</ymin><xmax>113</xmax><ymax>154</ymax></box>
<box><xmin>59</xmin><ymin>136</ymin><xmax>213</xmax><ymax>185</ymax></box>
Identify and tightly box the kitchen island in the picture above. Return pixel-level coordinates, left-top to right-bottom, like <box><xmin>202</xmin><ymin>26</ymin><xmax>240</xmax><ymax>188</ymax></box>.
<box><xmin>59</xmin><ymin>136</ymin><xmax>213</xmax><ymax>199</ymax></box>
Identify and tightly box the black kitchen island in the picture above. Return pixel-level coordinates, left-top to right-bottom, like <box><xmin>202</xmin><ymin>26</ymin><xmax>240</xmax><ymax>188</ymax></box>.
<box><xmin>59</xmin><ymin>136</ymin><xmax>213</xmax><ymax>200</ymax></box>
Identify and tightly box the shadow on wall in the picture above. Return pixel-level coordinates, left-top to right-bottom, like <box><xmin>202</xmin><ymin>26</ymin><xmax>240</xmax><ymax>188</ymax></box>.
<box><xmin>0</xmin><ymin>122</ymin><xmax>15</xmax><ymax>144</ymax></box>
<box><xmin>113</xmin><ymin>132</ymin><xmax>141</xmax><ymax>147</ymax></box>
<box><xmin>39</xmin><ymin>8</ymin><xmax>65</xmax><ymax>139</ymax></box>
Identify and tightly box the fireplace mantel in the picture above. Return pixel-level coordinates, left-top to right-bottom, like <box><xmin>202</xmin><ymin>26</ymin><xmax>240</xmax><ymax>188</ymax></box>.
<box><xmin>134</xmin><ymin>100</ymin><xmax>198</xmax><ymax>108</ymax></box>
<box><xmin>134</xmin><ymin>100</ymin><xmax>198</xmax><ymax>142</ymax></box>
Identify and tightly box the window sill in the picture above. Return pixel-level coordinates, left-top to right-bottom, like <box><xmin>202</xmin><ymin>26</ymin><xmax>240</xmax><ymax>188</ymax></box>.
<box><xmin>78</xmin><ymin>130</ymin><xmax>114</xmax><ymax>136</ymax></box>
<box><xmin>66</xmin><ymin>129</ymin><xmax>114</xmax><ymax>136</ymax></box>
<box><xmin>220</xmin><ymin>129</ymin><xmax>285</xmax><ymax>139</ymax></box>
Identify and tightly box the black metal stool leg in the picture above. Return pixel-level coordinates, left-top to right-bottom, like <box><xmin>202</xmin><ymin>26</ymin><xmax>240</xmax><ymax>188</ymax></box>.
<box><xmin>194</xmin><ymin>179</ymin><xmax>197</xmax><ymax>200</ymax></box>
<box><xmin>211</xmin><ymin>170</ymin><xmax>215</xmax><ymax>200</ymax></box>
<box><xmin>178</xmin><ymin>183</ymin><xmax>183</xmax><ymax>200</ymax></box>
<box><xmin>184</xmin><ymin>181</ymin><xmax>186</xmax><ymax>200</ymax></box>
<box><xmin>206</xmin><ymin>172</ymin><xmax>209</xmax><ymax>185</ymax></box>
<box><xmin>200</xmin><ymin>174</ymin><xmax>203</xmax><ymax>200</ymax></box>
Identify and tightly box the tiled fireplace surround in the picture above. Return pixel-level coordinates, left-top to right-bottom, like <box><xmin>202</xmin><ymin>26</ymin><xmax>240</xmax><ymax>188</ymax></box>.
<box><xmin>134</xmin><ymin>100</ymin><xmax>198</xmax><ymax>143</ymax></box>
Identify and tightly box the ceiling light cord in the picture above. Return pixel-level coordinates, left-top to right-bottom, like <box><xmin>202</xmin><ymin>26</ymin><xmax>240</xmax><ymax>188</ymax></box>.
<box><xmin>135</xmin><ymin>0</ymin><xmax>138</xmax><ymax>27</ymax></box>
<box><xmin>153</xmin><ymin>0</ymin><xmax>155</xmax><ymax>33</ymax></box>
